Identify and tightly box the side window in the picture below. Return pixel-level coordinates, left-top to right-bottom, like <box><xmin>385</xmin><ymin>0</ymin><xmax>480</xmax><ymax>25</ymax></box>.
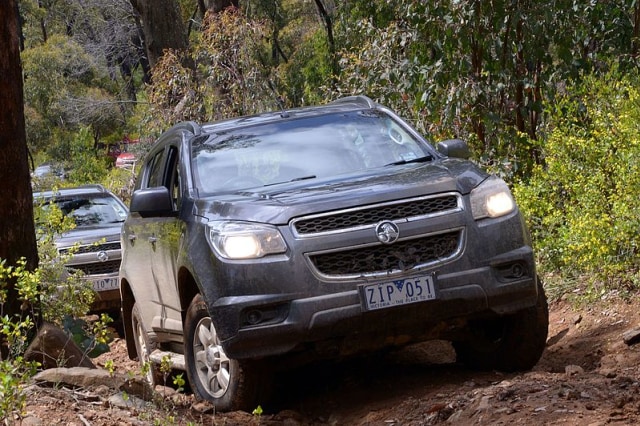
<box><xmin>141</xmin><ymin>143</ymin><xmax>180</xmax><ymax>211</ymax></box>
<box><xmin>146</xmin><ymin>149</ymin><xmax>165</xmax><ymax>188</ymax></box>
<box><xmin>166</xmin><ymin>146</ymin><xmax>181</xmax><ymax>211</ymax></box>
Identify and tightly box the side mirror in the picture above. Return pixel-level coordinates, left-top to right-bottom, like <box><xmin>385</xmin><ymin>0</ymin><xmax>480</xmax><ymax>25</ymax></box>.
<box><xmin>130</xmin><ymin>186</ymin><xmax>173</xmax><ymax>217</ymax></box>
<box><xmin>436</xmin><ymin>139</ymin><xmax>471</xmax><ymax>159</ymax></box>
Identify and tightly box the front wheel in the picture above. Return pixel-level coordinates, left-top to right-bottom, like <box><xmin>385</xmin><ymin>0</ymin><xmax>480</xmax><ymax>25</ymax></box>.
<box><xmin>184</xmin><ymin>294</ymin><xmax>270</xmax><ymax>412</ymax></box>
<box><xmin>453</xmin><ymin>276</ymin><xmax>549</xmax><ymax>372</ymax></box>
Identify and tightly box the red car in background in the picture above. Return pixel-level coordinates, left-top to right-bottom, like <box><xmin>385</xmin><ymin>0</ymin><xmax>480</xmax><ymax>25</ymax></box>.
<box><xmin>103</xmin><ymin>136</ymin><xmax>139</xmax><ymax>169</ymax></box>
<box><xmin>115</xmin><ymin>152</ymin><xmax>136</xmax><ymax>168</ymax></box>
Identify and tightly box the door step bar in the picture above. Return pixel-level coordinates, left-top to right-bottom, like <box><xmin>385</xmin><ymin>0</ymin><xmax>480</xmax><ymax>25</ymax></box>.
<box><xmin>149</xmin><ymin>349</ymin><xmax>186</xmax><ymax>370</ymax></box>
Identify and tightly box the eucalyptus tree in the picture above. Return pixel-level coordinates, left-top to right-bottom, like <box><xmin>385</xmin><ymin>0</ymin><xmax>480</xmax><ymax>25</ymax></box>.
<box><xmin>19</xmin><ymin>0</ymin><xmax>148</xmax><ymax>160</ymax></box>
<box><xmin>129</xmin><ymin>0</ymin><xmax>190</xmax><ymax>70</ymax></box>
<box><xmin>331</xmin><ymin>0</ymin><xmax>640</xmax><ymax>180</ymax></box>
<box><xmin>22</xmin><ymin>33</ymin><xmax>125</xmax><ymax>155</ymax></box>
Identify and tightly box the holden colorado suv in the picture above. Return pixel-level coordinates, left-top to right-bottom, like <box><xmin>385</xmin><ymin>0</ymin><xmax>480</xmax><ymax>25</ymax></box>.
<box><xmin>33</xmin><ymin>184</ymin><xmax>129</xmax><ymax>318</ymax></box>
<box><xmin>119</xmin><ymin>96</ymin><xmax>548</xmax><ymax>412</ymax></box>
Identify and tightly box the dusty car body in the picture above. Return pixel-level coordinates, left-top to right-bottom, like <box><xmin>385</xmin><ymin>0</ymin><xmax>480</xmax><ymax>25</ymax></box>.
<box><xmin>119</xmin><ymin>96</ymin><xmax>548</xmax><ymax>411</ymax></box>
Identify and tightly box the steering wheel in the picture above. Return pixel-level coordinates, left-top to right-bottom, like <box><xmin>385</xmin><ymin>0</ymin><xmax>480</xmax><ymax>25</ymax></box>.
<box><xmin>222</xmin><ymin>176</ymin><xmax>263</xmax><ymax>190</ymax></box>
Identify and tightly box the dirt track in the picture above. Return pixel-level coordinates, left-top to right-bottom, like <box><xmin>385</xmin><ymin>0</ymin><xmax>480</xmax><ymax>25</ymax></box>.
<box><xmin>21</xmin><ymin>296</ymin><xmax>640</xmax><ymax>425</ymax></box>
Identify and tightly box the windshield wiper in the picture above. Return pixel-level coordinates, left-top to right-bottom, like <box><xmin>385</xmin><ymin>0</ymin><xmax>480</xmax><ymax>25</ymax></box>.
<box><xmin>263</xmin><ymin>175</ymin><xmax>317</xmax><ymax>187</ymax></box>
<box><xmin>384</xmin><ymin>154</ymin><xmax>434</xmax><ymax>167</ymax></box>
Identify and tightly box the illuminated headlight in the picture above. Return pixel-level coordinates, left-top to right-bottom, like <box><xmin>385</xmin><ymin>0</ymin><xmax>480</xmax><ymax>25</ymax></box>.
<box><xmin>470</xmin><ymin>177</ymin><xmax>516</xmax><ymax>219</ymax></box>
<box><xmin>207</xmin><ymin>221</ymin><xmax>287</xmax><ymax>259</ymax></box>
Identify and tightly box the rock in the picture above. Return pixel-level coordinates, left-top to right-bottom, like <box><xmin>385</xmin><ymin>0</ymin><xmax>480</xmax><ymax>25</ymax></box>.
<box><xmin>191</xmin><ymin>400</ymin><xmax>215</xmax><ymax>414</ymax></box>
<box><xmin>599</xmin><ymin>368</ymin><xmax>617</xmax><ymax>378</ymax></box>
<box><xmin>24</xmin><ymin>322</ymin><xmax>96</xmax><ymax>369</ymax></box>
<box><xmin>565</xmin><ymin>365</ymin><xmax>584</xmax><ymax>376</ymax></box>
<box><xmin>32</xmin><ymin>367</ymin><xmax>154</xmax><ymax>401</ymax></box>
<box><xmin>622</xmin><ymin>327</ymin><xmax>640</xmax><ymax>345</ymax></box>
<box><xmin>107</xmin><ymin>392</ymin><xmax>149</xmax><ymax>410</ymax></box>
<box><xmin>33</xmin><ymin>367</ymin><xmax>124</xmax><ymax>389</ymax></box>
<box><xmin>18</xmin><ymin>416</ymin><xmax>43</xmax><ymax>426</ymax></box>
<box><xmin>475</xmin><ymin>395</ymin><xmax>492</xmax><ymax>412</ymax></box>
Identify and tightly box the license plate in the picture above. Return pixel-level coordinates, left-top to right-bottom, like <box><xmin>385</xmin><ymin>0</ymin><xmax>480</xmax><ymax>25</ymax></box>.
<box><xmin>359</xmin><ymin>274</ymin><xmax>436</xmax><ymax>311</ymax></box>
<box><xmin>91</xmin><ymin>277</ymin><xmax>119</xmax><ymax>292</ymax></box>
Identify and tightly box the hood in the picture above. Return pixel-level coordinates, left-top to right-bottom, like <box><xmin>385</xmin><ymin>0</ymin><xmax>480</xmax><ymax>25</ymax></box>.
<box><xmin>55</xmin><ymin>223</ymin><xmax>123</xmax><ymax>249</ymax></box>
<box><xmin>194</xmin><ymin>158</ymin><xmax>488</xmax><ymax>224</ymax></box>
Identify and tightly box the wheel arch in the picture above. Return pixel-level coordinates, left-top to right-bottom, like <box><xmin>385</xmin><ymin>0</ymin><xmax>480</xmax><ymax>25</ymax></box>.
<box><xmin>119</xmin><ymin>277</ymin><xmax>138</xmax><ymax>359</ymax></box>
<box><xmin>178</xmin><ymin>266</ymin><xmax>200</xmax><ymax>323</ymax></box>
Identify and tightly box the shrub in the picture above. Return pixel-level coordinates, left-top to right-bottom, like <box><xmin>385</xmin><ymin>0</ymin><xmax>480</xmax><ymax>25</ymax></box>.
<box><xmin>514</xmin><ymin>67</ymin><xmax>640</xmax><ymax>293</ymax></box>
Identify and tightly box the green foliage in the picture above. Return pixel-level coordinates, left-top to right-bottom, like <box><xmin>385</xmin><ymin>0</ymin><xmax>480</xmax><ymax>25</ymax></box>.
<box><xmin>172</xmin><ymin>373</ymin><xmax>185</xmax><ymax>394</ymax></box>
<box><xmin>278</xmin><ymin>26</ymin><xmax>333</xmax><ymax>106</ymax></box>
<box><xmin>0</xmin><ymin>197</ymin><xmax>118</xmax><ymax>420</ymax></box>
<box><xmin>140</xmin><ymin>8</ymin><xmax>274</xmax><ymax>135</ymax></box>
<box><xmin>32</xmin><ymin>199</ymin><xmax>96</xmax><ymax>322</ymax></box>
<box><xmin>0</xmin><ymin>258</ymin><xmax>42</xmax><ymax>421</ymax></box>
<box><xmin>50</xmin><ymin>127</ymin><xmax>112</xmax><ymax>184</ymax></box>
<box><xmin>0</xmin><ymin>357</ymin><xmax>39</xmax><ymax>421</ymax></box>
<box><xmin>62</xmin><ymin>315</ymin><xmax>111</xmax><ymax>358</ymax></box>
<box><xmin>330</xmin><ymin>0</ymin><xmax>640</xmax><ymax>181</ymax></box>
<box><xmin>0</xmin><ymin>259</ymin><xmax>39</xmax><ymax>356</ymax></box>
<box><xmin>22</xmin><ymin>32</ymin><xmax>126</xmax><ymax>156</ymax></box>
<box><xmin>513</xmin><ymin>67</ymin><xmax>640</xmax><ymax>290</ymax></box>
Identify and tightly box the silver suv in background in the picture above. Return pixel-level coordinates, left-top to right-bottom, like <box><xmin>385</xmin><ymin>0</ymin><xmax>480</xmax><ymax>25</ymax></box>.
<box><xmin>119</xmin><ymin>96</ymin><xmax>548</xmax><ymax>412</ymax></box>
<box><xmin>33</xmin><ymin>185</ymin><xmax>128</xmax><ymax>318</ymax></box>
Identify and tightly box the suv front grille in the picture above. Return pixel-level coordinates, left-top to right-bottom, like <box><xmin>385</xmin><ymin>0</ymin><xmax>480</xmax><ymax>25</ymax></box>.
<box><xmin>69</xmin><ymin>259</ymin><xmax>121</xmax><ymax>275</ymax></box>
<box><xmin>293</xmin><ymin>194</ymin><xmax>460</xmax><ymax>235</ymax></box>
<box><xmin>59</xmin><ymin>242</ymin><xmax>121</xmax><ymax>255</ymax></box>
<box><xmin>309</xmin><ymin>230</ymin><xmax>462</xmax><ymax>278</ymax></box>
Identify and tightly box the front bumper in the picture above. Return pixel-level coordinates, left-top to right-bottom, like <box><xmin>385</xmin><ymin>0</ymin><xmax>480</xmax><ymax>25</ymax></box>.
<box><xmin>210</xmin><ymin>245</ymin><xmax>538</xmax><ymax>360</ymax></box>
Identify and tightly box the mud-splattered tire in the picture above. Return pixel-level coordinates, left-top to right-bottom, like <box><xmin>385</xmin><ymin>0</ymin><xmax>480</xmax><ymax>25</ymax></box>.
<box><xmin>184</xmin><ymin>294</ymin><xmax>270</xmax><ymax>412</ymax></box>
<box><xmin>131</xmin><ymin>303</ymin><xmax>162</xmax><ymax>386</ymax></box>
<box><xmin>454</xmin><ymin>277</ymin><xmax>549</xmax><ymax>372</ymax></box>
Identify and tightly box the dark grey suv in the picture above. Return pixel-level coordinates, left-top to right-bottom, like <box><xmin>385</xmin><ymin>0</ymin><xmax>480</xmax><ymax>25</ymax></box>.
<box><xmin>34</xmin><ymin>185</ymin><xmax>128</xmax><ymax>317</ymax></box>
<box><xmin>119</xmin><ymin>96</ymin><xmax>548</xmax><ymax>411</ymax></box>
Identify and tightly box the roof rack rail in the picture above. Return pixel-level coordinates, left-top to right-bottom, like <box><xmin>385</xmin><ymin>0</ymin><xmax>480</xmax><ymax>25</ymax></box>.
<box><xmin>172</xmin><ymin>121</ymin><xmax>202</xmax><ymax>136</ymax></box>
<box><xmin>77</xmin><ymin>184</ymin><xmax>107</xmax><ymax>192</ymax></box>
<box><xmin>329</xmin><ymin>95</ymin><xmax>377</xmax><ymax>109</ymax></box>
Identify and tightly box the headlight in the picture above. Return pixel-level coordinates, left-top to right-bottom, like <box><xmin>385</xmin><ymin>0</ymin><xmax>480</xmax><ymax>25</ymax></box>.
<box><xmin>470</xmin><ymin>177</ymin><xmax>516</xmax><ymax>219</ymax></box>
<box><xmin>207</xmin><ymin>221</ymin><xmax>287</xmax><ymax>259</ymax></box>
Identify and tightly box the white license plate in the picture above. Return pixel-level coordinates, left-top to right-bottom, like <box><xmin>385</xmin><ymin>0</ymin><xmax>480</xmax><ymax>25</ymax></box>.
<box><xmin>360</xmin><ymin>274</ymin><xmax>436</xmax><ymax>311</ymax></box>
<box><xmin>91</xmin><ymin>277</ymin><xmax>119</xmax><ymax>292</ymax></box>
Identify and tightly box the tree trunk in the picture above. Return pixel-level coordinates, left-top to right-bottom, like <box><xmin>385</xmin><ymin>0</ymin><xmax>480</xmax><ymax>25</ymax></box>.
<box><xmin>205</xmin><ymin>0</ymin><xmax>238</xmax><ymax>14</ymax></box>
<box><xmin>128</xmin><ymin>0</ymin><xmax>191</xmax><ymax>69</ymax></box>
<box><xmin>314</xmin><ymin>0</ymin><xmax>337</xmax><ymax>75</ymax></box>
<box><xmin>0</xmin><ymin>0</ymin><xmax>40</xmax><ymax>359</ymax></box>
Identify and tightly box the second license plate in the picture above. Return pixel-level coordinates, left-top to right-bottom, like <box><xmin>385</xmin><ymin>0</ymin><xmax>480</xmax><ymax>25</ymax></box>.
<box><xmin>91</xmin><ymin>277</ymin><xmax>119</xmax><ymax>292</ymax></box>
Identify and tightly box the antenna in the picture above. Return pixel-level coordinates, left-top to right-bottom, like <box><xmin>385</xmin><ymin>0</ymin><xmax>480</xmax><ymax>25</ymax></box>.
<box><xmin>267</xmin><ymin>80</ymin><xmax>289</xmax><ymax>118</ymax></box>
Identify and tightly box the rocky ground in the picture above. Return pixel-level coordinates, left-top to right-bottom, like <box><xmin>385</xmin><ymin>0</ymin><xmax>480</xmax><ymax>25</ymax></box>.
<box><xmin>14</xmin><ymin>292</ymin><xmax>640</xmax><ymax>425</ymax></box>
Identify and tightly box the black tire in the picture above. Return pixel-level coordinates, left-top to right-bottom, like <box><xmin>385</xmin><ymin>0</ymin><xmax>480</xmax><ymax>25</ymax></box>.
<box><xmin>453</xmin><ymin>277</ymin><xmax>549</xmax><ymax>372</ymax></box>
<box><xmin>184</xmin><ymin>294</ymin><xmax>270</xmax><ymax>412</ymax></box>
<box><xmin>131</xmin><ymin>303</ymin><xmax>162</xmax><ymax>386</ymax></box>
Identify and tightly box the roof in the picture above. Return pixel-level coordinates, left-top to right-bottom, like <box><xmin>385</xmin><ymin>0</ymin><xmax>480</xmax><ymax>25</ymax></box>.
<box><xmin>163</xmin><ymin>96</ymin><xmax>381</xmax><ymax>138</ymax></box>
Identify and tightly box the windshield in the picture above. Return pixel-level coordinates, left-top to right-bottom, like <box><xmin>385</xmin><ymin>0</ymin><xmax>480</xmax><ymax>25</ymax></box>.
<box><xmin>191</xmin><ymin>110</ymin><xmax>432</xmax><ymax>193</ymax></box>
<box><xmin>38</xmin><ymin>194</ymin><xmax>128</xmax><ymax>227</ymax></box>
